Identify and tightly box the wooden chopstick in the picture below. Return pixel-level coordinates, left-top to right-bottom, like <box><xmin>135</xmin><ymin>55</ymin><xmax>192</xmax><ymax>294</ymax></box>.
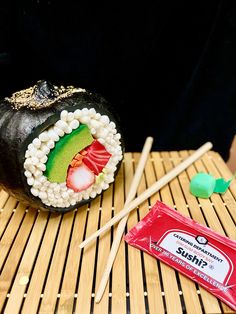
<box><xmin>79</xmin><ymin>142</ymin><xmax>213</xmax><ymax>249</ymax></box>
<box><xmin>95</xmin><ymin>136</ymin><xmax>153</xmax><ymax>303</ymax></box>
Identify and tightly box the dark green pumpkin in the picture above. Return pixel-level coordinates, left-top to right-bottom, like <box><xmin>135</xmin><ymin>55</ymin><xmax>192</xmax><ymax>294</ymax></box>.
<box><xmin>0</xmin><ymin>81</ymin><xmax>124</xmax><ymax>213</ymax></box>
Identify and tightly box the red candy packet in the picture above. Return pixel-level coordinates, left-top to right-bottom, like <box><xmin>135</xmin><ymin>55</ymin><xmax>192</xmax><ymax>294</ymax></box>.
<box><xmin>124</xmin><ymin>201</ymin><xmax>236</xmax><ymax>311</ymax></box>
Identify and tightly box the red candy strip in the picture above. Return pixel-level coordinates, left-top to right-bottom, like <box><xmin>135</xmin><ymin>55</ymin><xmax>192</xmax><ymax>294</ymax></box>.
<box><xmin>124</xmin><ymin>201</ymin><xmax>236</xmax><ymax>311</ymax></box>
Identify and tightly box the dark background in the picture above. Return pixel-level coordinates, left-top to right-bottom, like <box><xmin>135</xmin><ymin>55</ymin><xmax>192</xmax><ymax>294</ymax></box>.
<box><xmin>1</xmin><ymin>0</ymin><xmax>236</xmax><ymax>160</ymax></box>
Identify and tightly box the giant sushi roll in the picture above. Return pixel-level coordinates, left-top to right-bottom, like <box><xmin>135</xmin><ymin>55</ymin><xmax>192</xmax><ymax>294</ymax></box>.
<box><xmin>0</xmin><ymin>80</ymin><xmax>124</xmax><ymax>212</ymax></box>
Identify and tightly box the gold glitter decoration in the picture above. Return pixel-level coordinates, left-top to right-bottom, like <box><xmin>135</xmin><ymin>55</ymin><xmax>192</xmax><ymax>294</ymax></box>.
<box><xmin>5</xmin><ymin>81</ymin><xmax>86</xmax><ymax>110</ymax></box>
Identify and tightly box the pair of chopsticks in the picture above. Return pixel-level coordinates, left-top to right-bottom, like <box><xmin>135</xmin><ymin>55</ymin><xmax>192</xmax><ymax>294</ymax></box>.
<box><xmin>79</xmin><ymin>139</ymin><xmax>213</xmax><ymax>302</ymax></box>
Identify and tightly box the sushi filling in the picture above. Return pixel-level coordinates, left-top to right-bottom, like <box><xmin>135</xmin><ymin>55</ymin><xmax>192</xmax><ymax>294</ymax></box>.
<box><xmin>23</xmin><ymin>108</ymin><xmax>123</xmax><ymax>208</ymax></box>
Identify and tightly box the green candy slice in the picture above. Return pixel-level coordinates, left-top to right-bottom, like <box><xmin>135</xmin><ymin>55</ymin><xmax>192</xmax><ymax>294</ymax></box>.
<box><xmin>44</xmin><ymin>124</ymin><xmax>93</xmax><ymax>183</ymax></box>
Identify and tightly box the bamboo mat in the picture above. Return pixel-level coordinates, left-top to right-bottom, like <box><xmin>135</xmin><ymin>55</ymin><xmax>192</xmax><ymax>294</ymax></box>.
<box><xmin>0</xmin><ymin>150</ymin><xmax>236</xmax><ymax>314</ymax></box>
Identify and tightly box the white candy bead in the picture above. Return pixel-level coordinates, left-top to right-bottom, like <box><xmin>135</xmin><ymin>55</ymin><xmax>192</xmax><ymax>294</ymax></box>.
<box><xmin>90</xmin><ymin>191</ymin><xmax>97</xmax><ymax>198</ymax></box>
<box><xmin>31</xmin><ymin>157</ymin><xmax>39</xmax><ymax>165</ymax></box>
<box><xmin>39</xmin><ymin>191</ymin><xmax>47</xmax><ymax>199</ymax></box>
<box><xmin>47</xmin><ymin>140</ymin><xmax>55</xmax><ymax>149</ymax></box>
<box><xmin>89</xmin><ymin>108</ymin><xmax>96</xmax><ymax>116</ymax></box>
<box><xmin>62</xmin><ymin>191</ymin><xmax>69</xmax><ymax>200</ymax></box>
<box><xmin>97</xmin><ymin>138</ymin><xmax>105</xmax><ymax>144</ymax></box>
<box><xmin>90</xmin><ymin>119</ymin><xmax>102</xmax><ymax>129</ymax></box>
<box><xmin>55</xmin><ymin>120</ymin><xmax>68</xmax><ymax>131</ymax></box>
<box><xmin>29</xmin><ymin>147</ymin><xmax>37</xmax><ymax>157</ymax></box>
<box><xmin>96</xmin><ymin>188</ymin><xmax>102</xmax><ymax>194</ymax></box>
<box><xmin>83</xmin><ymin>193</ymin><xmax>89</xmax><ymax>200</ymax></box>
<box><xmin>53</xmin><ymin>126</ymin><xmax>64</xmax><ymax>137</ymax></box>
<box><xmin>39</xmin><ymin>176</ymin><xmax>47</xmax><ymax>183</ymax></box>
<box><xmin>27</xmin><ymin>177</ymin><xmax>34</xmax><ymax>186</ymax></box>
<box><xmin>28</xmin><ymin>165</ymin><xmax>36</xmax><ymax>173</ymax></box>
<box><xmin>103</xmin><ymin>183</ymin><xmax>109</xmax><ymax>190</ymax></box>
<box><xmin>34</xmin><ymin>169</ymin><xmax>42</xmax><ymax>178</ymax></box>
<box><xmin>60</xmin><ymin>110</ymin><xmax>68</xmax><ymax>121</ymax></box>
<box><xmin>48</xmin><ymin>130</ymin><xmax>59</xmax><ymax>142</ymax></box>
<box><xmin>109</xmin><ymin>121</ymin><xmax>116</xmax><ymax>129</ymax></box>
<box><xmin>64</xmin><ymin>126</ymin><xmax>72</xmax><ymax>134</ymax></box>
<box><xmin>69</xmin><ymin>120</ymin><xmax>80</xmax><ymax>130</ymax></box>
<box><xmin>31</xmin><ymin>188</ymin><xmax>39</xmax><ymax>197</ymax></box>
<box><xmin>24</xmin><ymin>170</ymin><xmax>32</xmax><ymax>178</ymax></box>
<box><xmin>53</xmin><ymin>185</ymin><xmax>61</xmax><ymax>193</ymax></box>
<box><xmin>41</xmin><ymin>145</ymin><xmax>50</xmax><ymax>155</ymax></box>
<box><xmin>40</xmin><ymin>156</ymin><xmax>48</xmax><ymax>164</ymax></box>
<box><xmin>33</xmin><ymin>180</ymin><xmax>41</xmax><ymax>189</ymax></box>
<box><xmin>37</xmin><ymin>163</ymin><xmax>46</xmax><ymax>171</ymax></box>
<box><xmin>80</xmin><ymin>116</ymin><xmax>90</xmax><ymax>124</ymax></box>
<box><xmin>90</xmin><ymin>128</ymin><xmax>96</xmax><ymax>135</ymax></box>
<box><xmin>95</xmin><ymin>113</ymin><xmax>101</xmax><ymax>119</ymax></box>
<box><xmin>28</xmin><ymin>143</ymin><xmax>34</xmax><ymax>150</ymax></box>
<box><xmin>100</xmin><ymin>115</ymin><xmax>110</xmax><ymax>125</ymax></box>
<box><xmin>82</xmin><ymin>108</ymin><xmax>89</xmax><ymax>115</ymax></box>
<box><xmin>99</xmin><ymin>129</ymin><xmax>109</xmax><ymax>138</ymax></box>
<box><xmin>33</xmin><ymin>138</ymin><xmax>41</xmax><ymax>148</ymax></box>
<box><xmin>39</xmin><ymin>132</ymin><xmax>49</xmax><ymax>142</ymax></box>
<box><xmin>110</xmin><ymin>139</ymin><xmax>116</xmax><ymax>146</ymax></box>
<box><xmin>74</xmin><ymin>109</ymin><xmax>82</xmax><ymax>119</ymax></box>
<box><xmin>36</xmin><ymin>150</ymin><xmax>44</xmax><ymax>159</ymax></box>
<box><xmin>25</xmin><ymin>151</ymin><xmax>31</xmax><ymax>158</ymax></box>
<box><xmin>67</xmin><ymin>112</ymin><xmax>74</xmax><ymax>121</ymax></box>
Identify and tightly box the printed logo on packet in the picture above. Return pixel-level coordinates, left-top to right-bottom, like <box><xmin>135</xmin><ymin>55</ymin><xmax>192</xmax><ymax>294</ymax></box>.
<box><xmin>157</xmin><ymin>230</ymin><xmax>233</xmax><ymax>284</ymax></box>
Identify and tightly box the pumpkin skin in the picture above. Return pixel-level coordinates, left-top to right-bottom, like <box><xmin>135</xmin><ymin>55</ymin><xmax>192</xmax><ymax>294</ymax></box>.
<box><xmin>0</xmin><ymin>81</ymin><xmax>124</xmax><ymax>212</ymax></box>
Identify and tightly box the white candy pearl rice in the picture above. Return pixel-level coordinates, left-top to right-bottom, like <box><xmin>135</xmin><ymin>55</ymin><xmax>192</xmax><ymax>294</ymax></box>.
<box><xmin>24</xmin><ymin>107</ymin><xmax>123</xmax><ymax>208</ymax></box>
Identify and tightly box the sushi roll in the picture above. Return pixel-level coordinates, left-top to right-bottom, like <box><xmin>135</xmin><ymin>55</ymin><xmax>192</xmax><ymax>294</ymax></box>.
<box><xmin>0</xmin><ymin>80</ymin><xmax>124</xmax><ymax>212</ymax></box>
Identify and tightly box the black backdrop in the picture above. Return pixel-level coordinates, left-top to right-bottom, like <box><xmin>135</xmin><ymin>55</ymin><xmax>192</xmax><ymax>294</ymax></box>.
<box><xmin>1</xmin><ymin>0</ymin><xmax>236</xmax><ymax>160</ymax></box>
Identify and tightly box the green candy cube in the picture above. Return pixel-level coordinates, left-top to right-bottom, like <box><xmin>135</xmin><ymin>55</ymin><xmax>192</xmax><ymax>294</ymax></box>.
<box><xmin>190</xmin><ymin>173</ymin><xmax>216</xmax><ymax>198</ymax></box>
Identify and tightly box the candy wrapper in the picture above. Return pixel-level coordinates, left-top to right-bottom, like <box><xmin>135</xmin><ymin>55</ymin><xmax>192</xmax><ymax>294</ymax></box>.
<box><xmin>124</xmin><ymin>201</ymin><xmax>236</xmax><ymax>311</ymax></box>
